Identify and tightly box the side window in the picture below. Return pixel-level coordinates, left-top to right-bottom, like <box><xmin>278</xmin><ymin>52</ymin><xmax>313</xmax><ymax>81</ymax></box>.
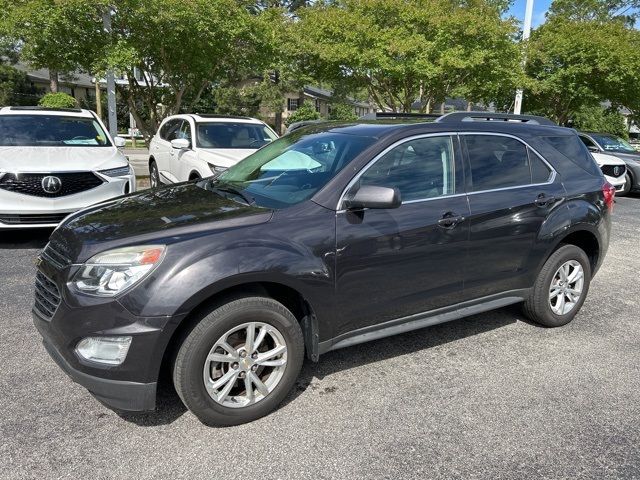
<box><xmin>178</xmin><ymin>121</ymin><xmax>192</xmax><ymax>143</ymax></box>
<box><xmin>466</xmin><ymin>135</ymin><xmax>531</xmax><ymax>191</ymax></box>
<box><xmin>579</xmin><ymin>135</ymin><xmax>597</xmax><ymax>149</ymax></box>
<box><xmin>529</xmin><ymin>149</ymin><xmax>552</xmax><ymax>183</ymax></box>
<box><xmin>358</xmin><ymin>136</ymin><xmax>456</xmax><ymax>202</ymax></box>
<box><xmin>165</xmin><ymin>120</ymin><xmax>183</xmax><ymax>142</ymax></box>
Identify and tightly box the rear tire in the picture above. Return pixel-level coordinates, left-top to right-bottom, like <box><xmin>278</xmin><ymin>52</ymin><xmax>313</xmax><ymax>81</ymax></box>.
<box><xmin>523</xmin><ymin>245</ymin><xmax>592</xmax><ymax>327</ymax></box>
<box><xmin>173</xmin><ymin>297</ymin><xmax>304</xmax><ymax>427</ymax></box>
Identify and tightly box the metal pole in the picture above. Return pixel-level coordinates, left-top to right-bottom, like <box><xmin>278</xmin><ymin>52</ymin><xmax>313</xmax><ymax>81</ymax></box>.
<box><xmin>514</xmin><ymin>0</ymin><xmax>534</xmax><ymax>115</ymax></box>
<box><xmin>102</xmin><ymin>8</ymin><xmax>117</xmax><ymax>137</ymax></box>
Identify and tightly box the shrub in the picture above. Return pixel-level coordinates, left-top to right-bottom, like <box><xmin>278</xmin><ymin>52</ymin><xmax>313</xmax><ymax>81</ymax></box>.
<box><xmin>39</xmin><ymin>92</ymin><xmax>77</xmax><ymax>109</ymax></box>
<box><xmin>284</xmin><ymin>101</ymin><xmax>321</xmax><ymax>127</ymax></box>
<box><xmin>328</xmin><ymin>103</ymin><xmax>358</xmax><ymax>121</ymax></box>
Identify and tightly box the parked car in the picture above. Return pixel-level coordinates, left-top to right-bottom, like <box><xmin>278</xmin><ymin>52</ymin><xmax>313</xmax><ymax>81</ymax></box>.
<box><xmin>34</xmin><ymin>112</ymin><xmax>613</xmax><ymax>426</ymax></box>
<box><xmin>0</xmin><ymin>106</ymin><xmax>135</xmax><ymax>228</ymax></box>
<box><xmin>579</xmin><ymin>131</ymin><xmax>640</xmax><ymax>196</ymax></box>
<box><xmin>148</xmin><ymin>114</ymin><xmax>278</xmax><ymax>187</ymax></box>
<box><xmin>591</xmin><ymin>152</ymin><xmax>627</xmax><ymax>192</ymax></box>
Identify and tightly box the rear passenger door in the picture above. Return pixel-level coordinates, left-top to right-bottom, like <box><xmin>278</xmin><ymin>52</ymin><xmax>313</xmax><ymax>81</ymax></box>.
<box><xmin>461</xmin><ymin>134</ymin><xmax>565</xmax><ymax>299</ymax></box>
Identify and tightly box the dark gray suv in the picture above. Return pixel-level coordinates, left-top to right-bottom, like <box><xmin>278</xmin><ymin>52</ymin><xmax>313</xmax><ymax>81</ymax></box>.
<box><xmin>34</xmin><ymin>113</ymin><xmax>614</xmax><ymax>426</ymax></box>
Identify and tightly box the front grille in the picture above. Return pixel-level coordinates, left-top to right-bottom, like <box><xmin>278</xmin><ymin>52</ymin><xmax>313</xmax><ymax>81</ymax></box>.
<box><xmin>601</xmin><ymin>164</ymin><xmax>626</xmax><ymax>178</ymax></box>
<box><xmin>0</xmin><ymin>213</ymin><xmax>68</xmax><ymax>225</ymax></box>
<box><xmin>34</xmin><ymin>271</ymin><xmax>61</xmax><ymax>321</ymax></box>
<box><xmin>41</xmin><ymin>240</ymin><xmax>73</xmax><ymax>269</ymax></box>
<box><xmin>0</xmin><ymin>172</ymin><xmax>103</xmax><ymax>198</ymax></box>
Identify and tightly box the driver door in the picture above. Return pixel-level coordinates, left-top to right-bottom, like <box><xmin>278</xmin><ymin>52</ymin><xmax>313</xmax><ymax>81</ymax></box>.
<box><xmin>333</xmin><ymin>134</ymin><xmax>470</xmax><ymax>337</ymax></box>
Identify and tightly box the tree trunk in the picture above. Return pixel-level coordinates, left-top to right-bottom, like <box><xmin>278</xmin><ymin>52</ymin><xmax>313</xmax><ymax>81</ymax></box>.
<box><xmin>95</xmin><ymin>78</ymin><xmax>102</xmax><ymax>119</ymax></box>
<box><xmin>49</xmin><ymin>70</ymin><xmax>59</xmax><ymax>93</ymax></box>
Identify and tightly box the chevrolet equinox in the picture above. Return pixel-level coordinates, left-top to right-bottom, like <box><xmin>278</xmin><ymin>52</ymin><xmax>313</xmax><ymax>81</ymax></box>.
<box><xmin>33</xmin><ymin>112</ymin><xmax>613</xmax><ymax>426</ymax></box>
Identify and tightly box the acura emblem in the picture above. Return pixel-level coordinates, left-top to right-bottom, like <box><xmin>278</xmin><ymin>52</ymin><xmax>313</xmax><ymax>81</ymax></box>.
<box><xmin>613</xmin><ymin>166</ymin><xmax>620</xmax><ymax>176</ymax></box>
<box><xmin>42</xmin><ymin>176</ymin><xmax>62</xmax><ymax>194</ymax></box>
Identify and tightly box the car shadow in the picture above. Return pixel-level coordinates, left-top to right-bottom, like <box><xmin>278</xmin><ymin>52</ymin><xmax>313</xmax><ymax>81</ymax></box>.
<box><xmin>120</xmin><ymin>306</ymin><xmax>520</xmax><ymax>427</ymax></box>
<box><xmin>0</xmin><ymin>228</ymin><xmax>52</xmax><ymax>250</ymax></box>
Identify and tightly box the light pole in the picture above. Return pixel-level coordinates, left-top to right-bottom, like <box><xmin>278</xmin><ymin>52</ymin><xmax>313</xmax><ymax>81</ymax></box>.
<box><xmin>102</xmin><ymin>7</ymin><xmax>117</xmax><ymax>137</ymax></box>
<box><xmin>514</xmin><ymin>0</ymin><xmax>535</xmax><ymax>115</ymax></box>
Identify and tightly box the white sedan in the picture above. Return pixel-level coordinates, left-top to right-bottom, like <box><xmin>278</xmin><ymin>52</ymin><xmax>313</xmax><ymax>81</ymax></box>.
<box><xmin>0</xmin><ymin>107</ymin><xmax>135</xmax><ymax>228</ymax></box>
<box><xmin>148</xmin><ymin>114</ymin><xmax>278</xmax><ymax>187</ymax></box>
<box><xmin>592</xmin><ymin>152</ymin><xmax>627</xmax><ymax>192</ymax></box>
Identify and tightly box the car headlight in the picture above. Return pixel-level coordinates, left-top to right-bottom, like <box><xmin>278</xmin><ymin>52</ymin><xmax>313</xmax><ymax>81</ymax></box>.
<box><xmin>208</xmin><ymin>163</ymin><xmax>227</xmax><ymax>175</ymax></box>
<box><xmin>72</xmin><ymin>245</ymin><xmax>165</xmax><ymax>296</ymax></box>
<box><xmin>99</xmin><ymin>165</ymin><xmax>133</xmax><ymax>177</ymax></box>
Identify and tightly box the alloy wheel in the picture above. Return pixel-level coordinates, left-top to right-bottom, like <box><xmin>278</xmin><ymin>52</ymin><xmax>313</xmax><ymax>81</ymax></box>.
<box><xmin>202</xmin><ymin>322</ymin><xmax>288</xmax><ymax>408</ymax></box>
<box><xmin>549</xmin><ymin>260</ymin><xmax>584</xmax><ymax>315</ymax></box>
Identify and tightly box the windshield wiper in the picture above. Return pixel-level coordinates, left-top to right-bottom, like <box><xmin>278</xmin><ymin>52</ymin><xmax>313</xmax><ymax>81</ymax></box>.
<box><xmin>209</xmin><ymin>182</ymin><xmax>255</xmax><ymax>206</ymax></box>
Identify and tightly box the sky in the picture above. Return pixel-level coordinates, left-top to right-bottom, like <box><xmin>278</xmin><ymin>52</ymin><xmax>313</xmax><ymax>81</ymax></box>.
<box><xmin>507</xmin><ymin>0</ymin><xmax>553</xmax><ymax>28</ymax></box>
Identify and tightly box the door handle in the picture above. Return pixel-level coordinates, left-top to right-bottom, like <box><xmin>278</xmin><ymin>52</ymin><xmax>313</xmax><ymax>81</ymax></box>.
<box><xmin>437</xmin><ymin>212</ymin><xmax>465</xmax><ymax>229</ymax></box>
<box><xmin>535</xmin><ymin>194</ymin><xmax>557</xmax><ymax>207</ymax></box>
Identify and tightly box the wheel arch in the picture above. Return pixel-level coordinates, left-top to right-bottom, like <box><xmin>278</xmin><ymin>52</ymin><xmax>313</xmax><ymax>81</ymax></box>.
<box><xmin>541</xmin><ymin>227</ymin><xmax>601</xmax><ymax>276</ymax></box>
<box><xmin>158</xmin><ymin>280</ymin><xmax>320</xmax><ymax>385</ymax></box>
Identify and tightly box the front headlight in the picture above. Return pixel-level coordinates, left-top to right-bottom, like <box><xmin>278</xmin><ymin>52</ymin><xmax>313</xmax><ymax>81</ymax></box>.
<box><xmin>72</xmin><ymin>245</ymin><xmax>165</xmax><ymax>296</ymax></box>
<box><xmin>99</xmin><ymin>165</ymin><xmax>133</xmax><ymax>177</ymax></box>
<box><xmin>208</xmin><ymin>163</ymin><xmax>227</xmax><ymax>175</ymax></box>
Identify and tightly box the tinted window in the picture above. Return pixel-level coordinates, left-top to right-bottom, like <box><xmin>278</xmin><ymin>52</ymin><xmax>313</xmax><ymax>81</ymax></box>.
<box><xmin>579</xmin><ymin>135</ymin><xmax>597</xmax><ymax>148</ymax></box>
<box><xmin>211</xmin><ymin>131</ymin><xmax>375</xmax><ymax>208</ymax></box>
<box><xmin>466</xmin><ymin>135</ymin><xmax>531</xmax><ymax>191</ymax></box>
<box><xmin>542</xmin><ymin>135</ymin><xmax>601</xmax><ymax>176</ymax></box>
<box><xmin>178</xmin><ymin>121</ymin><xmax>192</xmax><ymax>142</ymax></box>
<box><xmin>160</xmin><ymin>119</ymin><xmax>182</xmax><ymax>141</ymax></box>
<box><xmin>590</xmin><ymin>133</ymin><xmax>637</xmax><ymax>154</ymax></box>
<box><xmin>358</xmin><ymin>136</ymin><xmax>456</xmax><ymax>201</ymax></box>
<box><xmin>0</xmin><ymin>115</ymin><xmax>110</xmax><ymax>147</ymax></box>
<box><xmin>530</xmin><ymin>150</ymin><xmax>552</xmax><ymax>183</ymax></box>
<box><xmin>197</xmin><ymin>123</ymin><xmax>277</xmax><ymax>149</ymax></box>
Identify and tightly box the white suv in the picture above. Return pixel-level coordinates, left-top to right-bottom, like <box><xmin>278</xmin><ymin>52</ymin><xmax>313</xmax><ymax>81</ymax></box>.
<box><xmin>0</xmin><ymin>107</ymin><xmax>136</xmax><ymax>228</ymax></box>
<box><xmin>148</xmin><ymin>114</ymin><xmax>278</xmax><ymax>186</ymax></box>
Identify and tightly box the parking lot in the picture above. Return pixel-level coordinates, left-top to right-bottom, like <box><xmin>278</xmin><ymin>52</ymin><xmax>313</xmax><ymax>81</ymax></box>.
<box><xmin>0</xmin><ymin>196</ymin><xmax>638</xmax><ymax>479</ymax></box>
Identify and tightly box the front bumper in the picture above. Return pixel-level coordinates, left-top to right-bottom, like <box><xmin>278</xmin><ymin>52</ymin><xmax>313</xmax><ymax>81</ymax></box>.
<box><xmin>0</xmin><ymin>173</ymin><xmax>136</xmax><ymax>228</ymax></box>
<box><xmin>32</xmin><ymin>258</ymin><xmax>184</xmax><ymax>412</ymax></box>
<box><xmin>604</xmin><ymin>174</ymin><xmax>626</xmax><ymax>192</ymax></box>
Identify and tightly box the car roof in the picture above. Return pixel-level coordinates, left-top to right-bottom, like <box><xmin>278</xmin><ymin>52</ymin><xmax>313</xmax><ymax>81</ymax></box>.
<box><xmin>173</xmin><ymin>114</ymin><xmax>266</xmax><ymax>125</ymax></box>
<box><xmin>0</xmin><ymin>106</ymin><xmax>95</xmax><ymax>118</ymax></box>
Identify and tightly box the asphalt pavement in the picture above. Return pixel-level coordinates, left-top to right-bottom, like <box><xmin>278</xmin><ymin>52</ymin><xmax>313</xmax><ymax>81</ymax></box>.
<box><xmin>1</xmin><ymin>197</ymin><xmax>639</xmax><ymax>479</ymax></box>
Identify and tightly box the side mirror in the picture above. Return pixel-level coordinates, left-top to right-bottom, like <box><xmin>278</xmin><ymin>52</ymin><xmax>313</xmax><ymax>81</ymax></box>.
<box><xmin>113</xmin><ymin>136</ymin><xmax>127</xmax><ymax>148</ymax></box>
<box><xmin>343</xmin><ymin>185</ymin><xmax>402</xmax><ymax>210</ymax></box>
<box><xmin>587</xmin><ymin>145</ymin><xmax>600</xmax><ymax>153</ymax></box>
<box><xmin>171</xmin><ymin>138</ymin><xmax>190</xmax><ymax>150</ymax></box>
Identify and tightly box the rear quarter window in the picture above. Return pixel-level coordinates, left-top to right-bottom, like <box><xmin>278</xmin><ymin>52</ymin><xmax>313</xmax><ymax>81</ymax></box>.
<box><xmin>540</xmin><ymin>135</ymin><xmax>601</xmax><ymax>177</ymax></box>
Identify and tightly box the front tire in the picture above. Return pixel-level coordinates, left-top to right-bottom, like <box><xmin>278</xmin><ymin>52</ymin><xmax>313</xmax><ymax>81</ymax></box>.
<box><xmin>173</xmin><ymin>297</ymin><xmax>304</xmax><ymax>427</ymax></box>
<box><xmin>149</xmin><ymin>160</ymin><xmax>161</xmax><ymax>188</ymax></box>
<box><xmin>523</xmin><ymin>245</ymin><xmax>592</xmax><ymax>327</ymax></box>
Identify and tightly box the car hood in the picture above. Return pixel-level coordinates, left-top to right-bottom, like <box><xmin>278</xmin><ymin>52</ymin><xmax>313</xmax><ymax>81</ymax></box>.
<box><xmin>198</xmin><ymin>148</ymin><xmax>256</xmax><ymax>168</ymax></box>
<box><xmin>592</xmin><ymin>152</ymin><xmax>626</xmax><ymax>166</ymax></box>
<box><xmin>0</xmin><ymin>146</ymin><xmax>128</xmax><ymax>173</ymax></box>
<box><xmin>52</xmin><ymin>181</ymin><xmax>272</xmax><ymax>262</ymax></box>
<box><xmin>605</xmin><ymin>151</ymin><xmax>640</xmax><ymax>163</ymax></box>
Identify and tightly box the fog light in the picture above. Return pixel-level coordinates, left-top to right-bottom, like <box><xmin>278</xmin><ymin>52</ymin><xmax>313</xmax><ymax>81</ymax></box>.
<box><xmin>75</xmin><ymin>336</ymin><xmax>132</xmax><ymax>365</ymax></box>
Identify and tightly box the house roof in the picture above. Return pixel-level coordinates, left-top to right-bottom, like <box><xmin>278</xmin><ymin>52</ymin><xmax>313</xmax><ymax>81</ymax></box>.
<box><xmin>303</xmin><ymin>85</ymin><xmax>373</xmax><ymax>108</ymax></box>
<box><xmin>14</xmin><ymin>63</ymin><xmax>97</xmax><ymax>88</ymax></box>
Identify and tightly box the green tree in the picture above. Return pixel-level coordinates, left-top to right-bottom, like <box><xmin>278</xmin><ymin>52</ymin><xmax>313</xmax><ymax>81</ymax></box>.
<box><xmin>524</xmin><ymin>5</ymin><xmax>640</xmax><ymax>125</ymax></box>
<box><xmin>289</xmin><ymin>0</ymin><xmax>522</xmax><ymax>113</ymax></box>
<box><xmin>570</xmin><ymin>105</ymin><xmax>629</xmax><ymax>138</ymax></box>
<box><xmin>39</xmin><ymin>92</ymin><xmax>77</xmax><ymax>109</ymax></box>
<box><xmin>328</xmin><ymin>103</ymin><xmax>358</xmax><ymax>121</ymax></box>
<box><xmin>0</xmin><ymin>64</ymin><xmax>42</xmax><ymax>106</ymax></box>
<box><xmin>284</xmin><ymin>102</ymin><xmax>321</xmax><ymax>126</ymax></box>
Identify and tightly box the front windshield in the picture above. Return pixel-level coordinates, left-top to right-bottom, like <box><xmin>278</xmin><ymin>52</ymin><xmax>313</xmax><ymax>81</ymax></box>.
<box><xmin>591</xmin><ymin>133</ymin><xmax>637</xmax><ymax>153</ymax></box>
<box><xmin>207</xmin><ymin>129</ymin><xmax>375</xmax><ymax>208</ymax></box>
<box><xmin>196</xmin><ymin>122</ymin><xmax>278</xmax><ymax>149</ymax></box>
<box><xmin>0</xmin><ymin>115</ymin><xmax>111</xmax><ymax>147</ymax></box>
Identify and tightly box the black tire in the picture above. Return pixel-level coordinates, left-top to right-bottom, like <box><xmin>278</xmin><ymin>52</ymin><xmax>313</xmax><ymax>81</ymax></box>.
<box><xmin>523</xmin><ymin>244</ymin><xmax>592</xmax><ymax>327</ymax></box>
<box><xmin>189</xmin><ymin>172</ymin><xmax>201</xmax><ymax>181</ymax></box>
<box><xmin>618</xmin><ymin>172</ymin><xmax>632</xmax><ymax>197</ymax></box>
<box><xmin>149</xmin><ymin>160</ymin><xmax>161</xmax><ymax>188</ymax></box>
<box><xmin>173</xmin><ymin>296</ymin><xmax>304</xmax><ymax>427</ymax></box>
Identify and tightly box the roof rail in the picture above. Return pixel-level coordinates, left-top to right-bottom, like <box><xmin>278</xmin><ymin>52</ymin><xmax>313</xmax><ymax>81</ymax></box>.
<box><xmin>359</xmin><ymin>112</ymin><xmax>441</xmax><ymax>120</ymax></box>
<box><xmin>8</xmin><ymin>106</ymin><xmax>84</xmax><ymax>113</ymax></box>
<box><xmin>436</xmin><ymin>111</ymin><xmax>556</xmax><ymax>126</ymax></box>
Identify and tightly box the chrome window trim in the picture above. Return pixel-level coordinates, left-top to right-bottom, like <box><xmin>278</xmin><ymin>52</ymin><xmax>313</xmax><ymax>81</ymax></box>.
<box><xmin>336</xmin><ymin>132</ymin><xmax>459</xmax><ymax>211</ymax></box>
<box><xmin>336</xmin><ymin>131</ymin><xmax>558</xmax><ymax>211</ymax></box>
